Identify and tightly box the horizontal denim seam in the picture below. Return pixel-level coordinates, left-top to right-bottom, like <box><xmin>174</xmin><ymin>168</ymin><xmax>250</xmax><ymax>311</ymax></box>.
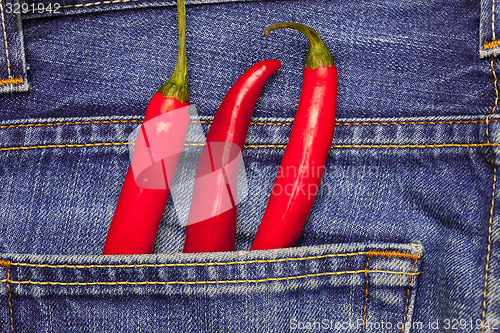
<box><xmin>0</xmin><ymin>270</ymin><xmax>420</xmax><ymax>287</ymax></box>
<box><xmin>0</xmin><ymin>250</ymin><xmax>420</xmax><ymax>269</ymax></box>
<box><xmin>0</xmin><ymin>119</ymin><xmax>494</xmax><ymax>130</ymax></box>
<box><xmin>0</xmin><ymin>142</ymin><xmax>497</xmax><ymax>151</ymax></box>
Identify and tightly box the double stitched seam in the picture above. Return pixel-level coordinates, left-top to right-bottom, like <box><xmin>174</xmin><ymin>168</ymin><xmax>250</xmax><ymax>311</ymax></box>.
<box><xmin>481</xmin><ymin>57</ymin><xmax>499</xmax><ymax>333</ymax></box>
<box><xmin>0</xmin><ymin>260</ymin><xmax>14</xmax><ymax>333</ymax></box>
<box><xmin>3</xmin><ymin>270</ymin><xmax>420</xmax><ymax>287</ymax></box>
<box><xmin>401</xmin><ymin>257</ymin><xmax>419</xmax><ymax>333</ymax></box>
<box><xmin>0</xmin><ymin>119</ymin><xmax>493</xmax><ymax>130</ymax></box>
<box><xmin>361</xmin><ymin>255</ymin><xmax>371</xmax><ymax>332</ymax></box>
<box><xmin>5</xmin><ymin>250</ymin><xmax>421</xmax><ymax>269</ymax></box>
<box><xmin>0</xmin><ymin>142</ymin><xmax>498</xmax><ymax>152</ymax></box>
<box><xmin>0</xmin><ymin>252</ymin><xmax>420</xmax><ymax>286</ymax></box>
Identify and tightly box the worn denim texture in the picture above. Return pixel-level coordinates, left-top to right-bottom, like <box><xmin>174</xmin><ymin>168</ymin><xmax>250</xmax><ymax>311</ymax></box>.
<box><xmin>0</xmin><ymin>0</ymin><xmax>498</xmax><ymax>332</ymax></box>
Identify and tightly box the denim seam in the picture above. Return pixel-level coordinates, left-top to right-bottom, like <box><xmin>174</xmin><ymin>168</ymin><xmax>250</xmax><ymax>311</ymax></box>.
<box><xmin>5</xmin><ymin>263</ymin><xmax>13</xmax><ymax>333</ymax></box>
<box><xmin>0</xmin><ymin>142</ymin><xmax>498</xmax><ymax>151</ymax></box>
<box><xmin>0</xmin><ymin>270</ymin><xmax>420</xmax><ymax>287</ymax></box>
<box><xmin>481</xmin><ymin>57</ymin><xmax>498</xmax><ymax>333</ymax></box>
<box><xmin>361</xmin><ymin>256</ymin><xmax>370</xmax><ymax>332</ymax></box>
<box><xmin>0</xmin><ymin>119</ymin><xmax>493</xmax><ymax>130</ymax></box>
<box><xmin>401</xmin><ymin>257</ymin><xmax>418</xmax><ymax>333</ymax></box>
<box><xmin>0</xmin><ymin>250</ymin><xmax>421</xmax><ymax>269</ymax></box>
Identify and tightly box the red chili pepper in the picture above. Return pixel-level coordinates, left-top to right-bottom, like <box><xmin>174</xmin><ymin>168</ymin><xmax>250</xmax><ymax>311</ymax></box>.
<box><xmin>183</xmin><ymin>59</ymin><xmax>281</xmax><ymax>253</ymax></box>
<box><xmin>251</xmin><ymin>23</ymin><xmax>337</xmax><ymax>251</ymax></box>
<box><xmin>103</xmin><ymin>0</ymin><xmax>189</xmax><ymax>255</ymax></box>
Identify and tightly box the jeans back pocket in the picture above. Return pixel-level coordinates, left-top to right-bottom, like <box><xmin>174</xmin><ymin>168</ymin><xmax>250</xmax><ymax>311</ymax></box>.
<box><xmin>0</xmin><ymin>242</ymin><xmax>422</xmax><ymax>332</ymax></box>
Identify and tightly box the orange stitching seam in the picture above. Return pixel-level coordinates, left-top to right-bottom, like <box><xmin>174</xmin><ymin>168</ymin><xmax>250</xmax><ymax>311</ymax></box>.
<box><xmin>6</xmin><ymin>264</ymin><xmax>13</xmax><ymax>333</ymax></box>
<box><xmin>3</xmin><ymin>250</ymin><xmax>420</xmax><ymax>269</ymax></box>
<box><xmin>365</xmin><ymin>251</ymin><xmax>419</xmax><ymax>260</ymax></box>
<box><xmin>361</xmin><ymin>256</ymin><xmax>371</xmax><ymax>332</ymax></box>
<box><xmin>0</xmin><ymin>118</ymin><xmax>494</xmax><ymax>130</ymax></box>
<box><xmin>401</xmin><ymin>257</ymin><xmax>418</xmax><ymax>333</ymax></box>
<box><xmin>4</xmin><ymin>270</ymin><xmax>420</xmax><ymax>287</ymax></box>
<box><xmin>481</xmin><ymin>58</ymin><xmax>498</xmax><ymax>333</ymax></box>
<box><xmin>0</xmin><ymin>77</ymin><xmax>22</xmax><ymax>87</ymax></box>
<box><xmin>0</xmin><ymin>142</ymin><xmax>498</xmax><ymax>152</ymax></box>
<box><xmin>1</xmin><ymin>260</ymin><xmax>13</xmax><ymax>333</ymax></box>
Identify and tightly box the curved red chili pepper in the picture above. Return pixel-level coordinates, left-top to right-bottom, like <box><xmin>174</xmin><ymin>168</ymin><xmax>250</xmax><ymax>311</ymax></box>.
<box><xmin>251</xmin><ymin>23</ymin><xmax>337</xmax><ymax>251</ymax></box>
<box><xmin>103</xmin><ymin>0</ymin><xmax>189</xmax><ymax>255</ymax></box>
<box><xmin>183</xmin><ymin>59</ymin><xmax>281</xmax><ymax>253</ymax></box>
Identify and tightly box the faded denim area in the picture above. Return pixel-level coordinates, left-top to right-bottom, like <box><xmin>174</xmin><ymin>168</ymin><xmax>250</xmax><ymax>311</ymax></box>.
<box><xmin>0</xmin><ymin>0</ymin><xmax>498</xmax><ymax>332</ymax></box>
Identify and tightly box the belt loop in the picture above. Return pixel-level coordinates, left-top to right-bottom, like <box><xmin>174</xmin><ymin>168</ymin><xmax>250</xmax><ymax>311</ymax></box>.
<box><xmin>0</xmin><ymin>0</ymin><xmax>29</xmax><ymax>94</ymax></box>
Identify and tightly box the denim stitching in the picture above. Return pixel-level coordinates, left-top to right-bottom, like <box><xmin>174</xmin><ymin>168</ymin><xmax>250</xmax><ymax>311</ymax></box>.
<box><xmin>481</xmin><ymin>57</ymin><xmax>498</xmax><ymax>333</ymax></box>
<box><xmin>401</xmin><ymin>257</ymin><xmax>418</xmax><ymax>333</ymax></box>
<box><xmin>485</xmin><ymin>40</ymin><xmax>500</xmax><ymax>50</ymax></box>
<box><xmin>361</xmin><ymin>256</ymin><xmax>370</xmax><ymax>332</ymax></box>
<box><xmin>1</xmin><ymin>270</ymin><xmax>420</xmax><ymax>287</ymax></box>
<box><xmin>2</xmin><ymin>251</ymin><xmax>421</xmax><ymax>269</ymax></box>
<box><xmin>0</xmin><ymin>119</ymin><xmax>143</xmax><ymax>129</ymax></box>
<box><xmin>0</xmin><ymin>142</ymin><xmax>498</xmax><ymax>152</ymax></box>
<box><xmin>0</xmin><ymin>119</ymin><xmax>493</xmax><ymax>130</ymax></box>
<box><xmin>1</xmin><ymin>260</ymin><xmax>14</xmax><ymax>333</ymax></box>
<box><xmin>485</xmin><ymin>0</ymin><xmax>500</xmax><ymax>50</ymax></box>
<box><xmin>0</xmin><ymin>77</ymin><xmax>21</xmax><ymax>87</ymax></box>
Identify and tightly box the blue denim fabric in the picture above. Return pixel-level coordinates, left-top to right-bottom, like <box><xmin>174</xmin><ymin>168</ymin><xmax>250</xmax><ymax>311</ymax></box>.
<box><xmin>0</xmin><ymin>0</ymin><xmax>498</xmax><ymax>332</ymax></box>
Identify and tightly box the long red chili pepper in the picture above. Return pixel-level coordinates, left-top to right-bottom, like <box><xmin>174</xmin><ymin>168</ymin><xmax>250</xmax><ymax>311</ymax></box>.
<box><xmin>103</xmin><ymin>0</ymin><xmax>189</xmax><ymax>255</ymax></box>
<box><xmin>251</xmin><ymin>23</ymin><xmax>337</xmax><ymax>251</ymax></box>
<box><xmin>183</xmin><ymin>59</ymin><xmax>281</xmax><ymax>253</ymax></box>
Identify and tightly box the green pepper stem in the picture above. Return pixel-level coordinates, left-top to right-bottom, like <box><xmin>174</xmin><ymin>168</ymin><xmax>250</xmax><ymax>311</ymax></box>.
<box><xmin>157</xmin><ymin>0</ymin><xmax>189</xmax><ymax>102</ymax></box>
<box><xmin>263</xmin><ymin>22</ymin><xmax>334</xmax><ymax>70</ymax></box>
